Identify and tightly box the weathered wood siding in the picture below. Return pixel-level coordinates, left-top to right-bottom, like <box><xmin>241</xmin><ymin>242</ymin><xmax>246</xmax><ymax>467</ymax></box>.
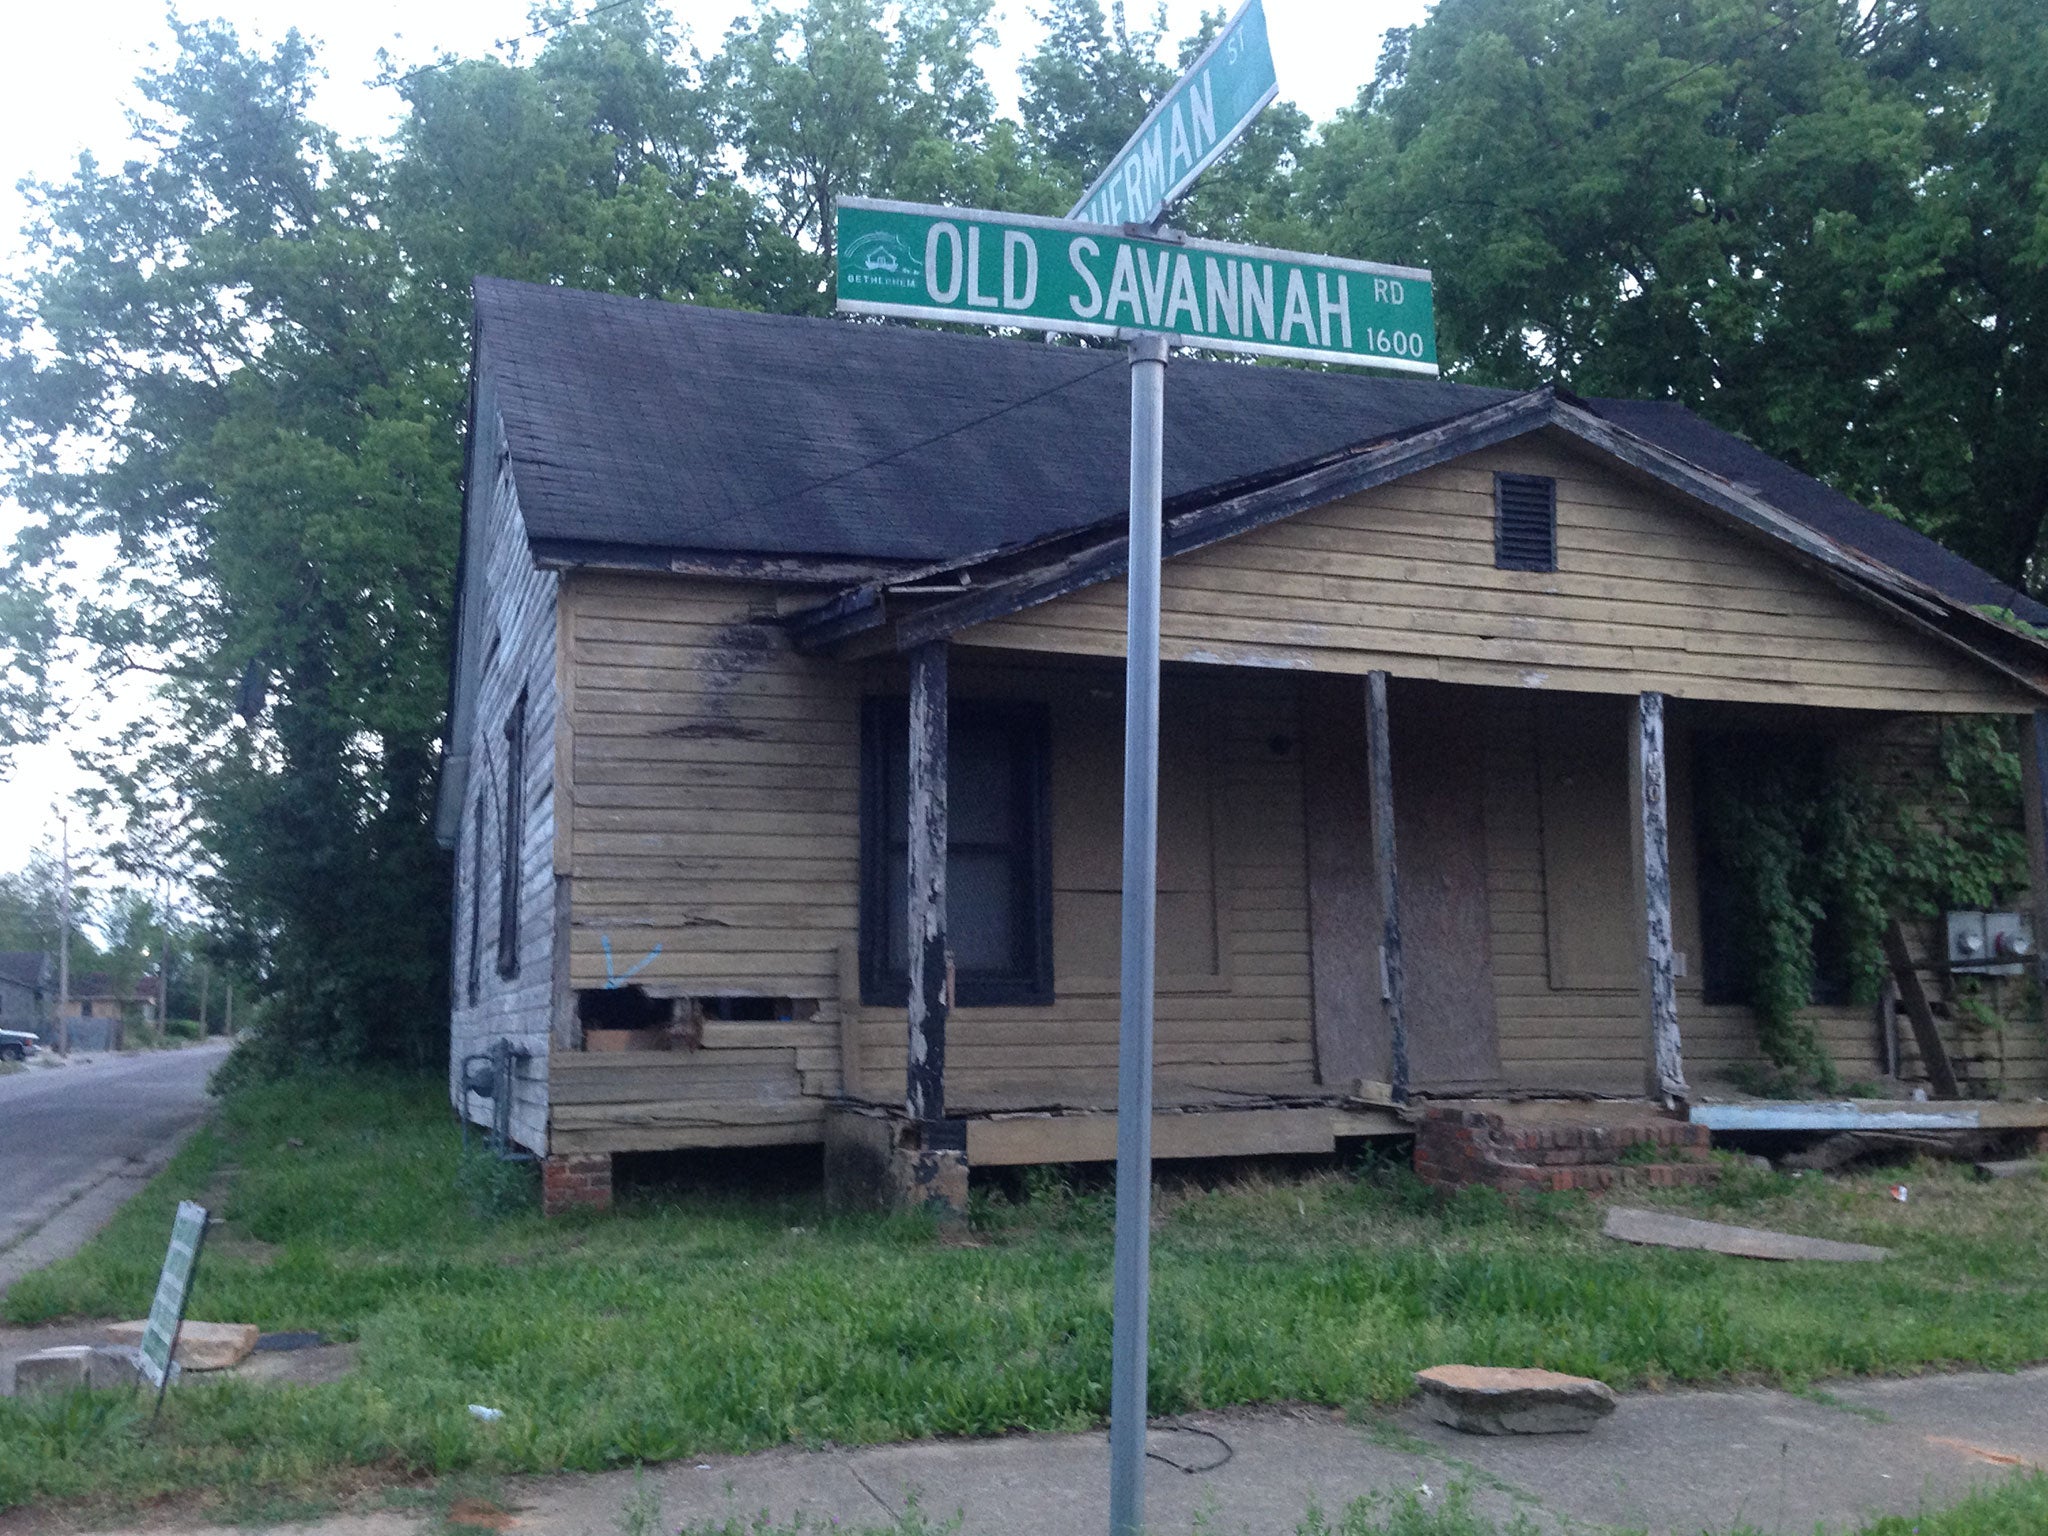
<box><xmin>953</xmin><ymin>434</ymin><xmax>2039</xmax><ymax>713</ymax></box>
<box><xmin>1480</xmin><ymin>695</ymin><xmax>2048</xmax><ymax>1096</ymax></box>
<box><xmin>552</xmin><ymin>574</ymin><xmax>1316</xmax><ymax>1150</ymax></box>
<box><xmin>555</xmin><ymin>574</ymin><xmax>851</xmax><ymax>1153</ymax></box>
<box><xmin>447</xmin><ymin>388</ymin><xmax>558</xmax><ymax>1152</ymax></box>
<box><xmin>865</xmin><ymin>659</ymin><xmax>1316</xmax><ymax>1114</ymax></box>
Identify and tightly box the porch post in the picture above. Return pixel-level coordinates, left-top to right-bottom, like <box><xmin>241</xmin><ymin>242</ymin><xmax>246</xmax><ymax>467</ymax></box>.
<box><xmin>2019</xmin><ymin>710</ymin><xmax>2048</xmax><ymax>992</ymax></box>
<box><xmin>906</xmin><ymin>640</ymin><xmax>949</xmax><ymax>1122</ymax></box>
<box><xmin>1365</xmin><ymin>671</ymin><xmax>1409</xmax><ymax>1102</ymax></box>
<box><xmin>1631</xmin><ymin>692</ymin><xmax>1687</xmax><ymax>1103</ymax></box>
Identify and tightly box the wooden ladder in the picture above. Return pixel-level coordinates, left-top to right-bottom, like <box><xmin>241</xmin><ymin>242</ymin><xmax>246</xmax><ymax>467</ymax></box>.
<box><xmin>1881</xmin><ymin>917</ymin><xmax>1962</xmax><ymax>1099</ymax></box>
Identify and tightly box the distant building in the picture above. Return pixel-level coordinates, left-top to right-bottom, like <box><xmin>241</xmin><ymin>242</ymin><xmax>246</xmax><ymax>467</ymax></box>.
<box><xmin>0</xmin><ymin>951</ymin><xmax>52</xmax><ymax>1037</ymax></box>
<box><xmin>59</xmin><ymin>971</ymin><xmax>159</xmax><ymax>1022</ymax></box>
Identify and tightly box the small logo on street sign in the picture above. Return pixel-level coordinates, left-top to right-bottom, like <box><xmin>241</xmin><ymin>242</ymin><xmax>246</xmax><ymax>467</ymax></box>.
<box><xmin>841</xmin><ymin>230</ymin><xmax>924</xmax><ymax>294</ymax></box>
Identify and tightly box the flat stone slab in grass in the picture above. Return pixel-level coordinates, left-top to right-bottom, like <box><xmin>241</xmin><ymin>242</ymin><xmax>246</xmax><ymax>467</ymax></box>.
<box><xmin>1974</xmin><ymin>1158</ymin><xmax>2043</xmax><ymax>1181</ymax></box>
<box><xmin>1415</xmin><ymin>1364</ymin><xmax>1618</xmax><ymax>1435</ymax></box>
<box><xmin>104</xmin><ymin>1319</ymin><xmax>259</xmax><ymax>1371</ymax></box>
<box><xmin>8</xmin><ymin>1343</ymin><xmax>148</xmax><ymax>1395</ymax></box>
<box><xmin>1603</xmin><ymin>1206</ymin><xmax>1891</xmax><ymax>1263</ymax></box>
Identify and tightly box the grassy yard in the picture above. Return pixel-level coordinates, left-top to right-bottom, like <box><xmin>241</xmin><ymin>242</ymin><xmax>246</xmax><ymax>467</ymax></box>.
<box><xmin>4</xmin><ymin>1071</ymin><xmax>2048</xmax><ymax>1521</ymax></box>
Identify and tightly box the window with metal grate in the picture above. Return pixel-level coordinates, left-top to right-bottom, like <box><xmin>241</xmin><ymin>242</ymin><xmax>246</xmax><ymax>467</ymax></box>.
<box><xmin>1494</xmin><ymin>473</ymin><xmax>1557</xmax><ymax>571</ymax></box>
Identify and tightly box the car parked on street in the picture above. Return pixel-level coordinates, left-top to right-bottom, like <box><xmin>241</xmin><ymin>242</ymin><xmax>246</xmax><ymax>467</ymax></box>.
<box><xmin>0</xmin><ymin>1027</ymin><xmax>40</xmax><ymax>1061</ymax></box>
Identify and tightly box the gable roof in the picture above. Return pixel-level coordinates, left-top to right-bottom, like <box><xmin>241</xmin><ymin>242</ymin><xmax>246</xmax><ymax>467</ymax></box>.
<box><xmin>471</xmin><ymin>277</ymin><xmax>2048</xmax><ymax>632</ymax></box>
<box><xmin>0</xmin><ymin>952</ymin><xmax>48</xmax><ymax>990</ymax></box>
<box><xmin>69</xmin><ymin>972</ymin><xmax>157</xmax><ymax>1003</ymax></box>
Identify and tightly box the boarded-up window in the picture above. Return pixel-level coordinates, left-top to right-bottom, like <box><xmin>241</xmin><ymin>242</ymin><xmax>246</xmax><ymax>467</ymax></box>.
<box><xmin>1051</xmin><ymin>682</ymin><xmax>1220</xmax><ymax>987</ymax></box>
<box><xmin>1537</xmin><ymin>693</ymin><xmax>1635</xmax><ymax>991</ymax></box>
<box><xmin>859</xmin><ymin>698</ymin><xmax>1053</xmax><ymax>1007</ymax></box>
<box><xmin>497</xmin><ymin>690</ymin><xmax>527</xmax><ymax>980</ymax></box>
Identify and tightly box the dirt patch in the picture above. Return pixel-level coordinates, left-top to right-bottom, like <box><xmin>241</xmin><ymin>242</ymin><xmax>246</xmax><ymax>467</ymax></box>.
<box><xmin>445</xmin><ymin>1498</ymin><xmax>519</xmax><ymax>1532</ymax></box>
<box><xmin>232</xmin><ymin>1342</ymin><xmax>360</xmax><ymax>1387</ymax></box>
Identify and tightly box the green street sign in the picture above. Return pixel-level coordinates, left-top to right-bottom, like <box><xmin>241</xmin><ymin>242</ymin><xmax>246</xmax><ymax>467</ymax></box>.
<box><xmin>836</xmin><ymin>198</ymin><xmax>1438</xmax><ymax>374</ymax></box>
<box><xmin>1070</xmin><ymin>0</ymin><xmax>1277</xmax><ymax>228</ymax></box>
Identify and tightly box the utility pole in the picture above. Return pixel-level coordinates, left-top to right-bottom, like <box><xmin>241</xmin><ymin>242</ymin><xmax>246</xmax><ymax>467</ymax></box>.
<box><xmin>56</xmin><ymin>809</ymin><xmax>71</xmax><ymax>1056</ymax></box>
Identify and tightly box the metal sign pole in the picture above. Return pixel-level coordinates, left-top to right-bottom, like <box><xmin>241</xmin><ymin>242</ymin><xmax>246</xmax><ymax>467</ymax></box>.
<box><xmin>1108</xmin><ymin>330</ymin><xmax>1167</xmax><ymax>1536</ymax></box>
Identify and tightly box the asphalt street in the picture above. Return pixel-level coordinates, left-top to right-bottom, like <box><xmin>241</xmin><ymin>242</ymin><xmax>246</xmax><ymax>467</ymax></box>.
<box><xmin>0</xmin><ymin>1041</ymin><xmax>227</xmax><ymax>1267</ymax></box>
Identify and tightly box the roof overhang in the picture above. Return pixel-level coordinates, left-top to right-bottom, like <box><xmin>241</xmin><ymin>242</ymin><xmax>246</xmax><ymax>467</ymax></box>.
<box><xmin>785</xmin><ymin>388</ymin><xmax>2048</xmax><ymax>702</ymax></box>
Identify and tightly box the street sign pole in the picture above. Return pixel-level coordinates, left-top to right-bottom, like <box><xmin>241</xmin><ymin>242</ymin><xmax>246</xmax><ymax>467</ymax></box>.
<box><xmin>1108</xmin><ymin>330</ymin><xmax>1167</xmax><ymax>1536</ymax></box>
<box><xmin>831</xmin><ymin>187</ymin><xmax>1436</xmax><ymax>1536</ymax></box>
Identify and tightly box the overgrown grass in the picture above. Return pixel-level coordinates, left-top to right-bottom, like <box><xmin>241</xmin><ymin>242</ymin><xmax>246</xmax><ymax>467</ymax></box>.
<box><xmin>5</xmin><ymin>1071</ymin><xmax>2047</xmax><ymax>1520</ymax></box>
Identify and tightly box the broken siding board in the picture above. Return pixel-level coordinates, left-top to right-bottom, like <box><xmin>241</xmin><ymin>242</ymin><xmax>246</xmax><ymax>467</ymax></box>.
<box><xmin>556</xmin><ymin>593</ymin><xmax>1319</xmax><ymax>1143</ymax></box>
<box><xmin>967</xmin><ymin>1107</ymin><xmax>1339</xmax><ymax>1166</ymax></box>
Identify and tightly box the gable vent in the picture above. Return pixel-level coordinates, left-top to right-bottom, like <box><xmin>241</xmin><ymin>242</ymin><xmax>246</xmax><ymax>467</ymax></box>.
<box><xmin>1495</xmin><ymin>473</ymin><xmax>1557</xmax><ymax>572</ymax></box>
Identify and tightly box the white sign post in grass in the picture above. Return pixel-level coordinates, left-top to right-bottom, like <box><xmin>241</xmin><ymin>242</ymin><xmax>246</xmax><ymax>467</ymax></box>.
<box><xmin>140</xmin><ymin>1200</ymin><xmax>209</xmax><ymax>1415</ymax></box>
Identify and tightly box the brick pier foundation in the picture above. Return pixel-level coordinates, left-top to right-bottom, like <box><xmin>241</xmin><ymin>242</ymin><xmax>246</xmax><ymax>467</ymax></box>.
<box><xmin>1414</xmin><ymin>1105</ymin><xmax>1718</xmax><ymax>1194</ymax></box>
<box><xmin>542</xmin><ymin>1152</ymin><xmax>613</xmax><ymax>1215</ymax></box>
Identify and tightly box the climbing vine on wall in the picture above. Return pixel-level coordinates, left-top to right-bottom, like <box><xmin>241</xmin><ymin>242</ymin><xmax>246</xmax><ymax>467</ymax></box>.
<box><xmin>1887</xmin><ymin>718</ymin><xmax>2029</xmax><ymax>919</ymax></box>
<box><xmin>1697</xmin><ymin>718</ymin><xmax>2034</xmax><ymax>1091</ymax></box>
<box><xmin>1697</xmin><ymin>738</ymin><xmax>1888</xmax><ymax>1088</ymax></box>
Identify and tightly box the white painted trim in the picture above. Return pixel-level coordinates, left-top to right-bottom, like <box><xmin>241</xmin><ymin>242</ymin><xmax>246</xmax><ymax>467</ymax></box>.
<box><xmin>1689</xmin><ymin>1103</ymin><xmax>1982</xmax><ymax>1131</ymax></box>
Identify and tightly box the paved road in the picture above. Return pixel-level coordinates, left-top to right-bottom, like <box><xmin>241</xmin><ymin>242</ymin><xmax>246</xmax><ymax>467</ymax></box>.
<box><xmin>0</xmin><ymin>1042</ymin><xmax>228</xmax><ymax>1286</ymax></box>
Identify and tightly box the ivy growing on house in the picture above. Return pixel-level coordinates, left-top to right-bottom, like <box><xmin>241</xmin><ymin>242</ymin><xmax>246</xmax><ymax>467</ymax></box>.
<box><xmin>1698</xmin><ymin>739</ymin><xmax>1876</xmax><ymax>1088</ymax></box>
<box><xmin>1887</xmin><ymin>718</ymin><xmax>2030</xmax><ymax>918</ymax></box>
<box><xmin>1696</xmin><ymin>719</ymin><xmax>2034</xmax><ymax>1093</ymax></box>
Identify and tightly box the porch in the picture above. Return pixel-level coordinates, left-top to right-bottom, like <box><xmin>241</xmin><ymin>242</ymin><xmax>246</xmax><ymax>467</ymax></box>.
<box><xmin>825</xmin><ymin>638</ymin><xmax>2045</xmax><ymax>1166</ymax></box>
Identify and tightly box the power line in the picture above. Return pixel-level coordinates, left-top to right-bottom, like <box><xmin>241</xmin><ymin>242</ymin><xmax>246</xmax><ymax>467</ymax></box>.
<box><xmin>670</xmin><ymin>348</ymin><xmax>1130</xmax><ymax>544</ymax></box>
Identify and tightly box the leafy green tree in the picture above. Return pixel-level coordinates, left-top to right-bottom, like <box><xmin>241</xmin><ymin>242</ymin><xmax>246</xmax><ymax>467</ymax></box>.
<box><xmin>2</xmin><ymin>19</ymin><xmax>451</xmax><ymax>1064</ymax></box>
<box><xmin>1296</xmin><ymin>0</ymin><xmax>2048</xmax><ymax>587</ymax></box>
<box><xmin>0</xmin><ymin>582</ymin><xmax>54</xmax><ymax>775</ymax></box>
<box><xmin>707</xmin><ymin>0</ymin><xmax>1006</xmax><ymax>297</ymax></box>
<box><xmin>0</xmin><ymin>850</ymin><xmax>91</xmax><ymax>964</ymax></box>
<box><xmin>1019</xmin><ymin>0</ymin><xmax>1173</xmax><ymax>200</ymax></box>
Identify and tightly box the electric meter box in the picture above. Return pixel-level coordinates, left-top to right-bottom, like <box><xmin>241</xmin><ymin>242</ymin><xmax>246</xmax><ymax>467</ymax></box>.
<box><xmin>1946</xmin><ymin>910</ymin><xmax>2035</xmax><ymax>975</ymax></box>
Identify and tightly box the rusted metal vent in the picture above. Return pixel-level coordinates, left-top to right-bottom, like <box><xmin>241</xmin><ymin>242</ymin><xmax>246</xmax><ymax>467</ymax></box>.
<box><xmin>1494</xmin><ymin>473</ymin><xmax>1557</xmax><ymax>571</ymax></box>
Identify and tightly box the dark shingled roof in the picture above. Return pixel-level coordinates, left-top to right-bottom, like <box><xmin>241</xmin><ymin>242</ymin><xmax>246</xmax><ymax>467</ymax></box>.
<box><xmin>473</xmin><ymin>277</ymin><xmax>2048</xmax><ymax>625</ymax></box>
<box><xmin>0</xmin><ymin>952</ymin><xmax>47</xmax><ymax>989</ymax></box>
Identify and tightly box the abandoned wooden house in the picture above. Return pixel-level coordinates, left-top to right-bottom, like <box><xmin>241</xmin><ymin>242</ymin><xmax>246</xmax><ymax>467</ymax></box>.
<box><xmin>436</xmin><ymin>277</ymin><xmax>2048</xmax><ymax>1213</ymax></box>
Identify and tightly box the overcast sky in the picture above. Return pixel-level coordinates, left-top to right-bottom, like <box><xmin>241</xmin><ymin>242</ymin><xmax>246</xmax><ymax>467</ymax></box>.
<box><xmin>0</xmin><ymin>0</ymin><xmax>1425</xmax><ymax>880</ymax></box>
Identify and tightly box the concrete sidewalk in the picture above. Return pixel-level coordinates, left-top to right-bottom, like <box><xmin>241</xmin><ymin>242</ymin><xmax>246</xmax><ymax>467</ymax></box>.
<box><xmin>58</xmin><ymin>1365</ymin><xmax>2048</xmax><ymax>1536</ymax></box>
